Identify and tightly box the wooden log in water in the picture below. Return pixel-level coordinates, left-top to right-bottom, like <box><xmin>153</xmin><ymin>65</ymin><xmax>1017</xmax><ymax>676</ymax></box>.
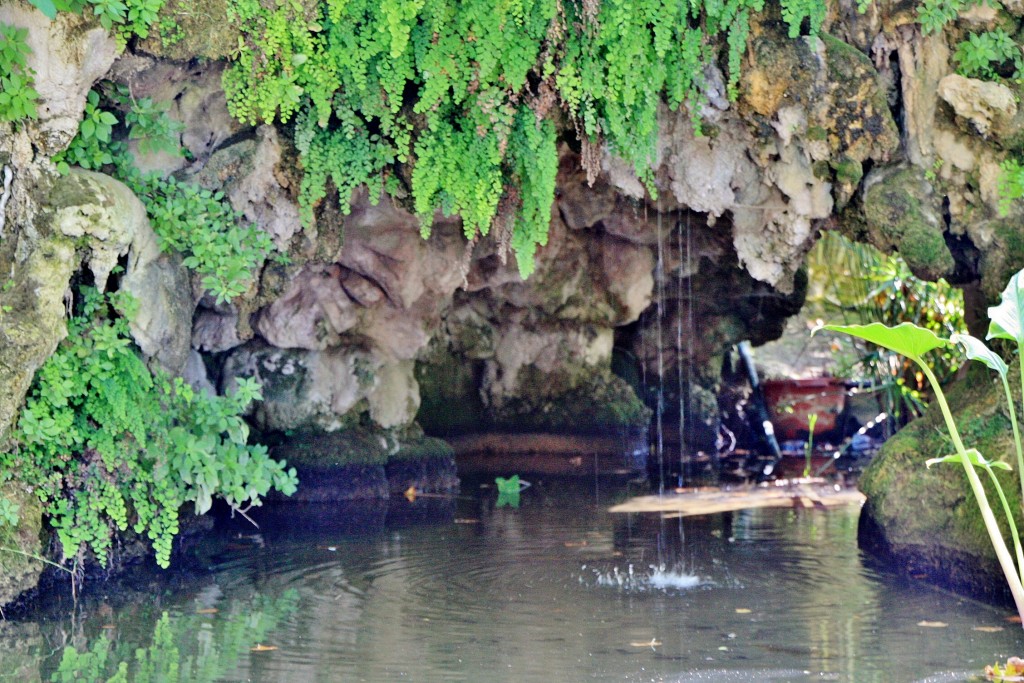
<box><xmin>608</xmin><ymin>479</ymin><xmax>865</xmax><ymax>517</ymax></box>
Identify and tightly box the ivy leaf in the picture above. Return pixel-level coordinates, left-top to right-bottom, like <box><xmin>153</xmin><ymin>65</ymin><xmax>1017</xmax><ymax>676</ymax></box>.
<box><xmin>987</xmin><ymin>267</ymin><xmax>1024</xmax><ymax>344</ymax></box>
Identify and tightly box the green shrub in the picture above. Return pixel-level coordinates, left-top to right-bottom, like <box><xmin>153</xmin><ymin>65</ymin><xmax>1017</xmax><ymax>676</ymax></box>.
<box><xmin>0</xmin><ymin>23</ymin><xmax>39</xmax><ymax>122</ymax></box>
<box><xmin>5</xmin><ymin>289</ymin><xmax>297</xmax><ymax>568</ymax></box>
<box><xmin>954</xmin><ymin>29</ymin><xmax>1022</xmax><ymax>81</ymax></box>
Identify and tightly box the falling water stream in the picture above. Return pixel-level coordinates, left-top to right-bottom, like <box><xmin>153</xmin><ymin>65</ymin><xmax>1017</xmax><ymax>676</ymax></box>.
<box><xmin>3</xmin><ymin>478</ymin><xmax>1019</xmax><ymax>682</ymax></box>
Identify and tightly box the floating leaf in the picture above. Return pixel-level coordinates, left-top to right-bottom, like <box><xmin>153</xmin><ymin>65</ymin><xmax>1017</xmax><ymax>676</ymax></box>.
<box><xmin>495</xmin><ymin>475</ymin><xmax>521</xmax><ymax>495</ymax></box>
<box><xmin>735</xmin><ymin>608</ymin><xmax>752</xmax><ymax>614</ymax></box>
<box><xmin>629</xmin><ymin>639</ymin><xmax>662</xmax><ymax>648</ymax></box>
<box><xmin>926</xmin><ymin>449</ymin><xmax>1012</xmax><ymax>471</ymax></box>
<box><xmin>250</xmin><ymin>644</ymin><xmax>278</xmax><ymax>652</ymax></box>
<box><xmin>917</xmin><ymin>620</ymin><xmax>948</xmax><ymax>628</ymax></box>
<box><xmin>821</xmin><ymin>323</ymin><xmax>949</xmax><ymax>362</ymax></box>
<box><xmin>952</xmin><ymin>333</ymin><xmax>1008</xmax><ymax>377</ymax></box>
<box><xmin>196</xmin><ymin>607</ymin><xmax>218</xmax><ymax>614</ymax></box>
<box><xmin>974</xmin><ymin>625</ymin><xmax>1005</xmax><ymax>633</ymax></box>
<box><xmin>988</xmin><ymin>268</ymin><xmax>1024</xmax><ymax>344</ymax></box>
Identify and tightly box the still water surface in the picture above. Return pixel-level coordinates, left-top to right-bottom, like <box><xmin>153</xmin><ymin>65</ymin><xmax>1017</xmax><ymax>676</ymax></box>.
<box><xmin>2</xmin><ymin>477</ymin><xmax>1022</xmax><ymax>682</ymax></box>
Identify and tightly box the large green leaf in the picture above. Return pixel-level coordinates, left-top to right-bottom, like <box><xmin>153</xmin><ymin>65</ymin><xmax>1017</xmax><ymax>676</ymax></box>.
<box><xmin>951</xmin><ymin>333</ymin><xmax>1008</xmax><ymax>377</ymax></box>
<box><xmin>987</xmin><ymin>267</ymin><xmax>1024</xmax><ymax>344</ymax></box>
<box><xmin>29</xmin><ymin>0</ymin><xmax>57</xmax><ymax>19</ymax></box>
<box><xmin>926</xmin><ymin>449</ymin><xmax>1013</xmax><ymax>471</ymax></box>
<box><xmin>821</xmin><ymin>322</ymin><xmax>949</xmax><ymax>362</ymax></box>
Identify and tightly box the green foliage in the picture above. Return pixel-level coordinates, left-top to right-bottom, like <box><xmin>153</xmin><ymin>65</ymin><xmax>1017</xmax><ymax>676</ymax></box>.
<box><xmin>221</xmin><ymin>0</ymin><xmax>828</xmax><ymax>277</ymax></box>
<box><xmin>135</xmin><ymin>175</ymin><xmax>275</xmax><ymax>303</ymax></box>
<box><xmin>917</xmin><ymin>0</ymin><xmax>983</xmax><ymax>35</ymax></box>
<box><xmin>53</xmin><ymin>90</ymin><xmax>120</xmax><ymax>173</ymax></box>
<box><xmin>5</xmin><ymin>289</ymin><xmax>297</xmax><ymax>568</ymax></box>
<box><xmin>780</xmin><ymin>0</ymin><xmax>826</xmax><ymax>39</ymax></box>
<box><xmin>808</xmin><ymin>232</ymin><xmax>966</xmax><ymax>427</ymax></box>
<box><xmin>824</xmin><ymin>265</ymin><xmax>1024</xmax><ymax>624</ymax></box>
<box><xmin>954</xmin><ymin>29</ymin><xmax>1022</xmax><ymax>81</ymax></box>
<box><xmin>0</xmin><ymin>497</ymin><xmax>19</xmax><ymax>528</ymax></box>
<box><xmin>28</xmin><ymin>0</ymin><xmax>59</xmax><ymax>19</ymax></box>
<box><xmin>1000</xmin><ymin>159</ymin><xmax>1024</xmax><ymax>215</ymax></box>
<box><xmin>0</xmin><ymin>23</ymin><xmax>39</xmax><ymax>122</ymax></box>
<box><xmin>54</xmin><ymin>85</ymin><xmax>272</xmax><ymax>304</ymax></box>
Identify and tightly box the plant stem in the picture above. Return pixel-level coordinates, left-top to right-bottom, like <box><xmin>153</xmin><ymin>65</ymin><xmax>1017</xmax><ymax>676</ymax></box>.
<box><xmin>999</xmin><ymin>371</ymin><xmax>1024</xmax><ymax>583</ymax></box>
<box><xmin>922</xmin><ymin>363</ymin><xmax>1024</xmax><ymax>623</ymax></box>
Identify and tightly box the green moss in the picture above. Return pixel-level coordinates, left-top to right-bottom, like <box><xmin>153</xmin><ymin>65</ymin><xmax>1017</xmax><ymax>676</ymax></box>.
<box><xmin>0</xmin><ymin>482</ymin><xmax>44</xmax><ymax>607</ymax></box>
<box><xmin>388</xmin><ymin>435</ymin><xmax>454</xmax><ymax>462</ymax></box>
<box><xmin>806</xmin><ymin>125</ymin><xmax>827</xmax><ymax>142</ymax></box>
<box><xmin>863</xmin><ymin>167</ymin><xmax>954</xmax><ymax>281</ymax></box>
<box><xmin>830</xmin><ymin>156</ymin><xmax>863</xmax><ymax>185</ymax></box>
<box><xmin>860</xmin><ymin>364</ymin><xmax>1022</xmax><ymax>591</ymax></box>
<box><xmin>489</xmin><ymin>371</ymin><xmax>651</xmax><ymax>433</ymax></box>
<box><xmin>266</xmin><ymin>427</ymin><xmax>391</xmax><ymax>468</ymax></box>
<box><xmin>415</xmin><ymin>345</ymin><xmax>486</xmax><ymax>435</ymax></box>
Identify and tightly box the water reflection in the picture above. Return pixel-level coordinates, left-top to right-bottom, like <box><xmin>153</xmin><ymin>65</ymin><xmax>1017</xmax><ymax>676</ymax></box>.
<box><xmin>1</xmin><ymin>480</ymin><xmax>1021</xmax><ymax>682</ymax></box>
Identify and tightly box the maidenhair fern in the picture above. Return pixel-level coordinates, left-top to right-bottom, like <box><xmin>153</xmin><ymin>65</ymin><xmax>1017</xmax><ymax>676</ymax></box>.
<box><xmin>223</xmin><ymin>0</ymin><xmax>828</xmax><ymax>277</ymax></box>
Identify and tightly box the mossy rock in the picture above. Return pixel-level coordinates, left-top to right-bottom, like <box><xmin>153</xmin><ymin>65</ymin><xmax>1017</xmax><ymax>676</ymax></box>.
<box><xmin>415</xmin><ymin>344</ymin><xmax>487</xmax><ymax>435</ymax></box>
<box><xmin>138</xmin><ymin>0</ymin><xmax>236</xmax><ymax>60</ymax></box>
<box><xmin>265</xmin><ymin>426</ymin><xmax>458</xmax><ymax>500</ymax></box>
<box><xmin>0</xmin><ymin>482</ymin><xmax>44</xmax><ymax>609</ymax></box>
<box><xmin>488</xmin><ymin>371</ymin><xmax>652</xmax><ymax>433</ymax></box>
<box><xmin>859</xmin><ymin>364</ymin><xmax>1021</xmax><ymax>602</ymax></box>
<box><xmin>862</xmin><ymin>166</ymin><xmax>954</xmax><ymax>281</ymax></box>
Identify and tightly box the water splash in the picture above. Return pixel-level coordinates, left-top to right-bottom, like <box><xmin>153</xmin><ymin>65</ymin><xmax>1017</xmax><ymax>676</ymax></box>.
<box><xmin>582</xmin><ymin>563</ymin><xmax>704</xmax><ymax>591</ymax></box>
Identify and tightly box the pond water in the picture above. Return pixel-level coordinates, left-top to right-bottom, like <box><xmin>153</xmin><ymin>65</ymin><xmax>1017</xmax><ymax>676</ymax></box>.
<box><xmin>2</xmin><ymin>477</ymin><xmax>1022</xmax><ymax>682</ymax></box>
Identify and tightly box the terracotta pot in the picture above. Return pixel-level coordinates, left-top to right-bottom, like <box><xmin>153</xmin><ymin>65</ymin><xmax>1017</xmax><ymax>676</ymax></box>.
<box><xmin>761</xmin><ymin>378</ymin><xmax>846</xmax><ymax>442</ymax></box>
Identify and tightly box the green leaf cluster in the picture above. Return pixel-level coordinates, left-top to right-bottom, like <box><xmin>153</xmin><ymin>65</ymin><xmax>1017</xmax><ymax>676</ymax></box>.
<box><xmin>0</xmin><ymin>23</ymin><xmax>39</xmax><ymax>122</ymax></box>
<box><xmin>917</xmin><ymin>0</ymin><xmax>984</xmax><ymax>34</ymax></box>
<box><xmin>54</xmin><ymin>85</ymin><xmax>274</xmax><ymax>304</ymax></box>
<box><xmin>4</xmin><ymin>289</ymin><xmax>298</xmax><ymax>568</ymax></box>
<box><xmin>954</xmin><ymin>29</ymin><xmax>1023</xmax><ymax>81</ymax></box>
<box><xmin>221</xmin><ymin>0</ymin><xmax>829</xmax><ymax>277</ymax></box>
<box><xmin>135</xmin><ymin>175</ymin><xmax>275</xmax><ymax>304</ymax></box>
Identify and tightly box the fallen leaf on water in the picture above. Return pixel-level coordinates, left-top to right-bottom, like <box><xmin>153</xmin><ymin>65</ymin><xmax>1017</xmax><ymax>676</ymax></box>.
<box><xmin>250</xmin><ymin>644</ymin><xmax>278</xmax><ymax>652</ymax></box>
<box><xmin>1007</xmin><ymin>615</ymin><xmax>1023</xmax><ymax>624</ymax></box>
<box><xmin>975</xmin><ymin>626</ymin><xmax>1005</xmax><ymax>633</ymax></box>
<box><xmin>629</xmin><ymin>639</ymin><xmax>661</xmax><ymax>648</ymax></box>
<box><xmin>404</xmin><ymin>486</ymin><xmax>417</xmax><ymax>502</ymax></box>
<box><xmin>454</xmin><ymin>518</ymin><xmax>479</xmax><ymax>524</ymax></box>
<box><xmin>564</xmin><ymin>541</ymin><xmax>588</xmax><ymax>548</ymax></box>
<box><xmin>196</xmin><ymin>608</ymin><xmax>218</xmax><ymax>615</ymax></box>
<box><xmin>735</xmin><ymin>608</ymin><xmax>752</xmax><ymax>614</ymax></box>
<box><xmin>917</xmin><ymin>620</ymin><xmax>948</xmax><ymax>628</ymax></box>
<box><xmin>101</xmin><ymin>624</ymin><xmax>115</xmax><ymax>630</ymax></box>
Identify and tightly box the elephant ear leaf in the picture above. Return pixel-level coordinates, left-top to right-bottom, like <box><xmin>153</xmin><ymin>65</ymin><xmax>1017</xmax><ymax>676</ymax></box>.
<box><xmin>821</xmin><ymin>322</ymin><xmax>949</xmax><ymax>363</ymax></box>
<box><xmin>987</xmin><ymin>268</ymin><xmax>1024</xmax><ymax>345</ymax></box>
<box><xmin>29</xmin><ymin>0</ymin><xmax>57</xmax><ymax>18</ymax></box>
<box><xmin>926</xmin><ymin>449</ymin><xmax>1012</xmax><ymax>471</ymax></box>
<box><xmin>951</xmin><ymin>333</ymin><xmax>1008</xmax><ymax>378</ymax></box>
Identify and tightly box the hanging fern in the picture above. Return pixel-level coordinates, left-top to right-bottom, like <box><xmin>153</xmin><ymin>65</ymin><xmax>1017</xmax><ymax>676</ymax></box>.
<box><xmin>222</xmin><ymin>0</ymin><xmax>818</xmax><ymax>277</ymax></box>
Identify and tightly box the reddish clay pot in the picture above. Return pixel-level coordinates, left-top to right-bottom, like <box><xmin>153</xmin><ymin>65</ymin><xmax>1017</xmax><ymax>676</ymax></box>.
<box><xmin>761</xmin><ymin>378</ymin><xmax>846</xmax><ymax>441</ymax></box>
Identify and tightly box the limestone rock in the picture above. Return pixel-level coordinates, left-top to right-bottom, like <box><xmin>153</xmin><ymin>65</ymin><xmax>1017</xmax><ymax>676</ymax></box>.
<box><xmin>221</xmin><ymin>342</ymin><xmax>420</xmax><ymax>433</ymax></box>
<box><xmin>107</xmin><ymin>55</ymin><xmax>242</xmax><ymax>173</ymax></box>
<box><xmin>190</xmin><ymin>127</ymin><xmax>300</xmax><ymax>248</ymax></box>
<box><xmin>254</xmin><ymin>264</ymin><xmax>358</xmax><ymax>351</ymax></box>
<box><xmin>938</xmin><ymin>74</ymin><xmax>1018</xmax><ymax>138</ymax></box>
<box><xmin>0</xmin><ymin>3</ymin><xmax>116</xmax><ymax>153</ymax></box>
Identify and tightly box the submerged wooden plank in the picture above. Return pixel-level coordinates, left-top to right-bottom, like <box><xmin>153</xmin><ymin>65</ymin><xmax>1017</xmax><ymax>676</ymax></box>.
<box><xmin>609</xmin><ymin>481</ymin><xmax>865</xmax><ymax>516</ymax></box>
